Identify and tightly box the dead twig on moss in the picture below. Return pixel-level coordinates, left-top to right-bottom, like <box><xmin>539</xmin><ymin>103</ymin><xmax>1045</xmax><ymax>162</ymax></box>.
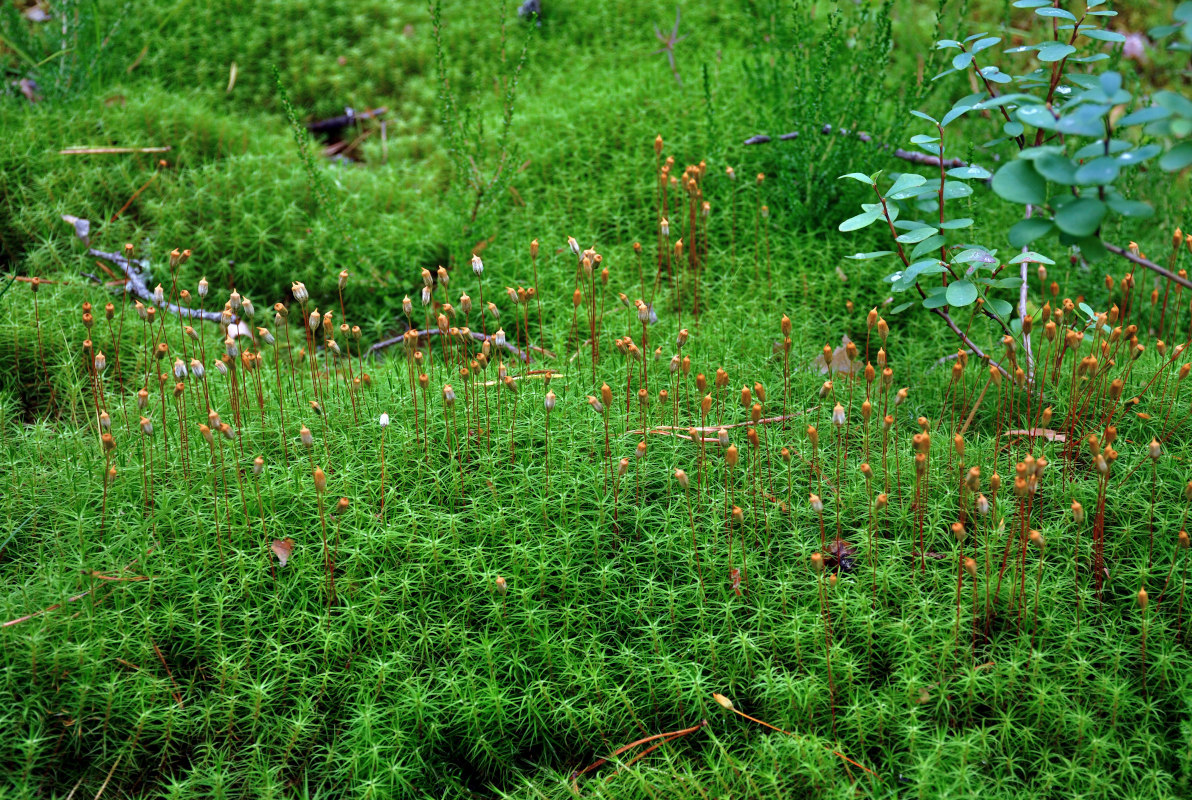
<box><xmin>59</xmin><ymin>146</ymin><xmax>171</xmax><ymax>155</ymax></box>
<box><xmin>629</xmin><ymin>411</ymin><xmax>813</xmax><ymax>442</ymax></box>
<box><xmin>744</xmin><ymin>124</ymin><xmax>968</xmax><ymax>169</ymax></box>
<box><xmin>89</xmin><ymin>248</ymin><xmax>233</xmax><ymax>325</ymax></box>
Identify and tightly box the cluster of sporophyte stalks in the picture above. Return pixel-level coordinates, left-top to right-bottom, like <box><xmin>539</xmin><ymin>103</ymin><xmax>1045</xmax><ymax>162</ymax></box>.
<box><xmin>5</xmin><ymin>138</ymin><xmax>1192</xmax><ymax>796</ymax></box>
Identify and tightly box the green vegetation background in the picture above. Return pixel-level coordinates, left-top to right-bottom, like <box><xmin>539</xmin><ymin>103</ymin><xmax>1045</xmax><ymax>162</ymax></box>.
<box><xmin>1</xmin><ymin>0</ymin><xmax>1191</xmax><ymax>798</ymax></box>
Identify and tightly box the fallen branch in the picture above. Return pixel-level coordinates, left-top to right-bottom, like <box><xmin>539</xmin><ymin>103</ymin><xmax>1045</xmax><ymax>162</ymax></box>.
<box><xmin>629</xmin><ymin>411</ymin><xmax>813</xmax><ymax>442</ymax></box>
<box><xmin>88</xmin><ymin>248</ymin><xmax>232</xmax><ymax>325</ymax></box>
<box><xmin>571</xmin><ymin>720</ymin><xmax>708</xmax><ymax>789</ymax></box>
<box><xmin>932</xmin><ymin>349</ymin><xmax>973</xmax><ymax>368</ymax></box>
<box><xmin>1104</xmin><ymin>242</ymin><xmax>1192</xmax><ymax>292</ymax></box>
<box><xmin>3</xmin><ymin>550</ymin><xmax>153</xmax><ymax>628</ymax></box>
<box><xmin>59</xmin><ymin>146</ymin><xmax>171</xmax><ymax>155</ymax></box>
<box><xmin>306</xmin><ymin>106</ymin><xmax>388</xmax><ymax>135</ymax></box>
<box><xmin>151</xmin><ymin>638</ymin><xmax>185</xmax><ymax>708</ymax></box>
<box><xmin>2</xmin><ymin>587</ymin><xmax>96</xmax><ymax>628</ymax></box>
<box><xmin>959</xmin><ymin>371</ymin><xmax>994</xmax><ymax>437</ymax></box>
<box><xmin>369</xmin><ymin>327</ymin><xmax>546</xmax><ymax>364</ymax></box>
<box><xmin>712</xmin><ymin>693</ymin><xmax>876</xmax><ymax>778</ymax></box>
<box><xmin>931</xmin><ymin>305</ymin><xmax>1011</xmax><ymax>382</ymax></box>
<box><xmin>86</xmin><ymin>570</ymin><xmax>151</xmax><ymax>582</ymax></box>
<box><xmin>743</xmin><ymin>124</ymin><xmax>968</xmax><ymax>169</ymax></box>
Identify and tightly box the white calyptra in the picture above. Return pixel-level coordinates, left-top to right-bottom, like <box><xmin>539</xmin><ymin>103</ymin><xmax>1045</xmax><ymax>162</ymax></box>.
<box><xmin>472</xmin><ymin>255</ymin><xmax>484</xmax><ymax>276</ymax></box>
<box><xmin>380</xmin><ymin>413</ymin><xmax>390</xmax><ymax>427</ymax></box>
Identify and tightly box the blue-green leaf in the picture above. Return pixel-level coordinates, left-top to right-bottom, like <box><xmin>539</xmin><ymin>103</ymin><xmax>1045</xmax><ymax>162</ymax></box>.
<box><xmin>947</xmin><ymin>166</ymin><xmax>991</xmax><ymax>180</ymax></box>
<box><xmin>1008</xmin><ymin>218</ymin><xmax>1054</xmax><ymax>248</ymax></box>
<box><xmin>952</xmin><ymin>52</ymin><xmax>974</xmax><ymax>70</ymax></box>
<box><xmin>1118</xmin><ymin>145</ymin><xmax>1162</xmax><ymax>165</ymax></box>
<box><xmin>980</xmin><ymin>66</ymin><xmax>1013</xmax><ymax>84</ymax></box>
<box><xmin>1019</xmin><ymin>145</ymin><xmax>1065</xmax><ymax>160</ymax></box>
<box><xmin>940</xmin><ymin>218</ymin><xmax>975</xmax><ymax>229</ymax></box>
<box><xmin>888</xmin><ymin>173</ymin><xmax>929</xmax><ymax>199</ymax></box>
<box><xmin>987</xmin><ymin>298</ymin><xmax>1015</xmax><ymax>318</ymax></box>
<box><xmin>1054</xmin><ymin>198</ymin><xmax>1107</xmax><ymax>237</ymax></box>
<box><xmin>1074</xmin><ymin>156</ymin><xmax>1120</xmax><ymax>185</ymax></box>
<box><xmin>1037</xmin><ymin>42</ymin><xmax>1077</xmax><ymax>62</ymax></box>
<box><xmin>941</xmin><ymin>105</ymin><xmax>972</xmax><ymax>127</ymax></box>
<box><xmin>1076</xmin><ymin>235</ymin><xmax>1109</xmax><ymax>263</ymax></box>
<box><xmin>891</xmin><ymin>260</ymin><xmax>949</xmax><ymax>291</ymax></box>
<box><xmin>975</xmin><ymin>93</ymin><xmax>1039</xmax><ymax>110</ymax></box>
<box><xmin>942</xmin><ymin>181</ymin><xmax>974</xmax><ymax>200</ymax></box>
<box><xmin>1156</xmin><ymin>90</ymin><xmax>1192</xmax><ymax>118</ymax></box>
<box><xmin>1034</xmin><ymin>153</ymin><xmax>1078</xmax><ymax>185</ymax></box>
<box><xmin>1105</xmin><ymin>197</ymin><xmax>1154</xmax><ymax>218</ymax></box>
<box><xmin>954</xmin><ymin>248</ymin><xmax>997</xmax><ymax>264</ymax></box>
<box><xmin>846</xmin><ymin>251</ymin><xmax>896</xmax><ymax>260</ymax></box>
<box><xmin>910</xmin><ymin>110</ymin><xmax>940</xmax><ymax>125</ymax></box>
<box><xmin>1017</xmin><ymin>105</ymin><xmax>1058</xmax><ymax>130</ymax></box>
<box><xmin>990</xmin><ymin>276</ymin><xmax>1026</xmax><ymax>290</ymax></box>
<box><xmin>946</xmin><ymin>280</ymin><xmax>979</xmax><ymax>307</ymax></box>
<box><xmin>839</xmin><ymin>210</ymin><xmax>881</xmax><ymax>232</ymax></box>
<box><xmin>1009</xmin><ymin>250</ymin><xmax>1055</xmax><ymax>265</ymax></box>
<box><xmin>1035</xmin><ymin>6</ymin><xmax>1077</xmax><ymax>20</ymax></box>
<box><xmin>839</xmin><ymin>172</ymin><xmax>876</xmax><ymax>185</ymax></box>
<box><xmin>1160</xmin><ymin>142</ymin><xmax>1192</xmax><ymax>172</ymax></box>
<box><xmin>992</xmin><ymin>160</ymin><xmax>1047</xmax><ymax>204</ymax></box>
<box><xmin>911</xmin><ymin>235</ymin><xmax>948</xmax><ymax>258</ymax></box>
<box><xmin>1080</xmin><ymin>28</ymin><xmax>1126</xmax><ymax>42</ymax></box>
<box><xmin>1117</xmin><ymin>106</ymin><xmax>1171</xmax><ymax>127</ymax></box>
<box><xmin>1057</xmin><ymin>104</ymin><xmax>1112</xmax><ymax>136</ymax></box>
<box><xmin>896</xmin><ymin>226</ymin><xmax>940</xmax><ymax>244</ymax></box>
<box><xmin>1073</xmin><ymin>139</ymin><xmax>1132</xmax><ymax>159</ymax></box>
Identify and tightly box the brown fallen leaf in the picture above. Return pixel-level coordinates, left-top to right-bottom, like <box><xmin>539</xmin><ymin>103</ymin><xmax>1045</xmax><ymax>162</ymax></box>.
<box><xmin>1006</xmin><ymin>428</ymin><xmax>1066</xmax><ymax>442</ymax></box>
<box><xmin>812</xmin><ymin>334</ymin><xmax>861</xmax><ymax>375</ymax></box>
<box><xmin>19</xmin><ymin>78</ymin><xmax>40</xmax><ymax>103</ymax></box>
<box><xmin>271</xmin><ymin>538</ymin><xmax>294</xmax><ymax>568</ymax></box>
